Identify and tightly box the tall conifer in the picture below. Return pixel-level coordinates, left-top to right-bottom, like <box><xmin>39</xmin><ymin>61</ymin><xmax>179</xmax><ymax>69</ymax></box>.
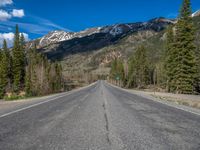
<box><xmin>172</xmin><ymin>0</ymin><xmax>197</xmax><ymax>93</ymax></box>
<box><xmin>12</xmin><ymin>25</ymin><xmax>25</xmax><ymax>92</ymax></box>
<box><xmin>165</xmin><ymin>26</ymin><xmax>175</xmax><ymax>91</ymax></box>
<box><xmin>0</xmin><ymin>40</ymin><xmax>9</xmax><ymax>97</ymax></box>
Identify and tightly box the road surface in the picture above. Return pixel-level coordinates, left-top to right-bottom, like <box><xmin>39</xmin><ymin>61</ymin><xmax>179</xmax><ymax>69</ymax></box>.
<box><xmin>0</xmin><ymin>81</ymin><xmax>199</xmax><ymax>150</ymax></box>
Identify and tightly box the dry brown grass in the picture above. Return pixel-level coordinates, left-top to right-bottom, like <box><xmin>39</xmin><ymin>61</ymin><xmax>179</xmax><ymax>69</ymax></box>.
<box><xmin>152</xmin><ymin>95</ymin><xmax>200</xmax><ymax>109</ymax></box>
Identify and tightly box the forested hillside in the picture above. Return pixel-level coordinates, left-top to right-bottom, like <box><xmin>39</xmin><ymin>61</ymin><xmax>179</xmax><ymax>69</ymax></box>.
<box><xmin>109</xmin><ymin>0</ymin><xmax>200</xmax><ymax>94</ymax></box>
<box><xmin>25</xmin><ymin>18</ymin><xmax>173</xmax><ymax>86</ymax></box>
<box><xmin>0</xmin><ymin>26</ymin><xmax>64</xmax><ymax>99</ymax></box>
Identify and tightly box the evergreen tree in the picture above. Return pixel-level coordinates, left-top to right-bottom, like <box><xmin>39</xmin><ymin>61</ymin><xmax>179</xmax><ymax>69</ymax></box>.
<box><xmin>3</xmin><ymin>39</ymin><xmax>12</xmax><ymax>91</ymax></box>
<box><xmin>54</xmin><ymin>62</ymin><xmax>63</xmax><ymax>92</ymax></box>
<box><xmin>0</xmin><ymin>47</ymin><xmax>3</xmax><ymax>98</ymax></box>
<box><xmin>25</xmin><ymin>46</ymin><xmax>64</xmax><ymax>96</ymax></box>
<box><xmin>164</xmin><ymin>25</ymin><xmax>176</xmax><ymax>91</ymax></box>
<box><xmin>19</xmin><ymin>33</ymin><xmax>26</xmax><ymax>85</ymax></box>
<box><xmin>0</xmin><ymin>40</ymin><xmax>9</xmax><ymax>98</ymax></box>
<box><xmin>12</xmin><ymin>25</ymin><xmax>25</xmax><ymax>92</ymax></box>
<box><xmin>127</xmin><ymin>45</ymin><xmax>150</xmax><ymax>88</ymax></box>
<box><xmin>25</xmin><ymin>67</ymin><xmax>31</xmax><ymax>96</ymax></box>
<box><xmin>127</xmin><ymin>55</ymin><xmax>136</xmax><ymax>87</ymax></box>
<box><xmin>172</xmin><ymin>0</ymin><xmax>197</xmax><ymax>94</ymax></box>
<box><xmin>196</xmin><ymin>47</ymin><xmax>200</xmax><ymax>92</ymax></box>
<box><xmin>25</xmin><ymin>49</ymin><xmax>32</xmax><ymax>96</ymax></box>
<box><xmin>110</xmin><ymin>58</ymin><xmax>125</xmax><ymax>85</ymax></box>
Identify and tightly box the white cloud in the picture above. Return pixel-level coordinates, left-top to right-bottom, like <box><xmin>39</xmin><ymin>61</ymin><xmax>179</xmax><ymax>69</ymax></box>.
<box><xmin>0</xmin><ymin>9</ymin><xmax>25</xmax><ymax>21</ymax></box>
<box><xmin>0</xmin><ymin>32</ymin><xmax>29</xmax><ymax>48</ymax></box>
<box><xmin>12</xmin><ymin>9</ymin><xmax>25</xmax><ymax>18</ymax></box>
<box><xmin>20</xmin><ymin>33</ymin><xmax>29</xmax><ymax>41</ymax></box>
<box><xmin>0</xmin><ymin>9</ymin><xmax>11</xmax><ymax>21</ymax></box>
<box><xmin>0</xmin><ymin>0</ymin><xmax>13</xmax><ymax>7</ymax></box>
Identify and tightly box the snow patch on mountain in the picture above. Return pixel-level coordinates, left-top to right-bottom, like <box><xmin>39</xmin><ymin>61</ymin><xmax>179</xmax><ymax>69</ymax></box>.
<box><xmin>38</xmin><ymin>27</ymin><xmax>104</xmax><ymax>47</ymax></box>
<box><xmin>192</xmin><ymin>10</ymin><xmax>200</xmax><ymax>17</ymax></box>
<box><xmin>39</xmin><ymin>30</ymin><xmax>75</xmax><ymax>46</ymax></box>
<box><xmin>109</xmin><ymin>25</ymin><xmax>123</xmax><ymax>36</ymax></box>
<box><xmin>27</xmin><ymin>17</ymin><xmax>174</xmax><ymax>48</ymax></box>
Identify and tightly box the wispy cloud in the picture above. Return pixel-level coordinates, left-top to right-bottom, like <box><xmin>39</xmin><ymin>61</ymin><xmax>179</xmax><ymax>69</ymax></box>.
<box><xmin>0</xmin><ymin>17</ymin><xmax>71</xmax><ymax>35</ymax></box>
<box><xmin>29</xmin><ymin>15</ymin><xmax>72</xmax><ymax>32</ymax></box>
<box><xmin>0</xmin><ymin>24</ymin><xmax>12</xmax><ymax>31</ymax></box>
<box><xmin>167</xmin><ymin>13</ymin><xmax>178</xmax><ymax>19</ymax></box>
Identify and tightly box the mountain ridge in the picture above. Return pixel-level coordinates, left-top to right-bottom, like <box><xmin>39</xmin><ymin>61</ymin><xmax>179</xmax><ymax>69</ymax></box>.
<box><xmin>24</xmin><ymin>14</ymin><xmax>200</xmax><ymax>85</ymax></box>
<box><xmin>192</xmin><ymin>9</ymin><xmax>200</xmax><ymax>17</ymax></box>
<box><xmin>26</xmin><ymin>17</ymin><xmax>174</xmax><ymax>49</ymax></box>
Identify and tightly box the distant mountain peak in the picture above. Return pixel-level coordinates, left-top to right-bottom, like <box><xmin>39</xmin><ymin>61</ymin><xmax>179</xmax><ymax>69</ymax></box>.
<box><xmin>149</xmin><ymin>17</ymin><xmax>175</xmax><ymax>24</ymax></box>
<box><xmin>192</xmin><ymin>10</ymin><xmax>200</xmax><ymax>17</ymax></box>
<box><xmin>26</xmin><ymin>17</ymin><xmax>173</xmax><ymax>49</ymax></box>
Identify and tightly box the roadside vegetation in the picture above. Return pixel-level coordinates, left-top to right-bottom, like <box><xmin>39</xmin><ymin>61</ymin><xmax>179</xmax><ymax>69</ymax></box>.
<box><xmin>109</xmin><ymin>0</ymin><xmax>200</xmax><ymax>94</ymax></box>
<box><xmin>0</xmin><ymin>25</ymin><xmax>64</xmax><ymax>100</ymax></box>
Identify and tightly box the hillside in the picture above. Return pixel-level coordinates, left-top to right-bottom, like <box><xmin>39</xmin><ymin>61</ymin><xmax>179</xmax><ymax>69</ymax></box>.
<box><xmin>26</xmin><ymin>15</ymin><xmax>200</xmax><ymax>85</ymax></box>
<box><xmin>26</xmin><ymin>18</ymin><xmax>172</xmax><ymax>81</ymax></box>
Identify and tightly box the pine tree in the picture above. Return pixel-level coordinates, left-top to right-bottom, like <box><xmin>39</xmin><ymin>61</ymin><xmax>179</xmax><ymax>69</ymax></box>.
<box><xmin>127</xmin><ymin>55</ymin><xmax>136</xmax><ymax>87</ymax></box>
<box><xmin>25</xmin><ymin>49</ymin><xmax>32</xmax><ymax>96</ymax></box>
<box><xmin>127</xmin><ymin>45</ymin><xmax>150</xmax><ymax>88</ymax></box>
<box><xmin>110</xmin><ymin>58</ymin><xmax>118</xmax><ymax>82</ymax></box>
<box><xmin>195</xmin><ymin>46</ymin><xmax>200</xmax><ymax>93</ymax></box>
<box><xmin>12</xmin><ymin>25</ymin><xmax>25</xmax><ymax>92</ymax></box>
<box><xmin>164</xmin><ymin>25</ymin><xmax>176</xmax><ymax>91</ymax></box>
<box><xmin>24</xmin><ymin>45</ymin><xmax>64</xmax><ymax>96</ymax></box>
<box><xmin>3</xmin><ymin>39</ymin><xmax>12</xmax><ymax>91</ymax></box>
<box><xmin>0</xmin><ymin>40</ymin><xmax>9</xmax><ymax>98</ymax></box>
<box><xmin>172</xmin><ymin>0</ymin><xmax>197</xmax><ymax>94</ymax></box>
<box><xmin>110</xmin><ymin>58</ymin><xmax>125</xmax><ymax>85</ymax></box>
<box><xmin>19</xmin><ymin>33</ymin><xmax>26</xmax><ymax>85</ymax></box>
<box><xmin>0</xmin><ymin>47</ymin><xmax>3</xmax><ymax>98</ymax></box>
<box><xmin>54</xmin><ymin>62</ymin><xmax>63</xmax><ymax>91</ymax></box>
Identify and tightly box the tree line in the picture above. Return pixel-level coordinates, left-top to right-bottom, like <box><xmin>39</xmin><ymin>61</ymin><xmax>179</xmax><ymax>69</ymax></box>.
<box><xmin>110</xmin><ymin>0</ymin><xmax>200</xmax><ymax>94</ymax></box>
<box><xmin>0</xmin><ymin>25</ymin><xmax>63</xmax><ymax>99</ymax></box>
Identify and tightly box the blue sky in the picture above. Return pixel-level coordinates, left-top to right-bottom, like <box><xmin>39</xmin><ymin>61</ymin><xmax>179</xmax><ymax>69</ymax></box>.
<box><xmin>0</xmin><ymin>0</ymin><xmax>200</xmax><ymax>46</ymax></box>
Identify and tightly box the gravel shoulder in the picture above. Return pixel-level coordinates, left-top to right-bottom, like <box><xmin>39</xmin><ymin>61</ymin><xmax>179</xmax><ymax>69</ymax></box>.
<box><xmin>106</xmin><ymin>82</ymin><xmax>200</xmax><ymax>116</ymax></box>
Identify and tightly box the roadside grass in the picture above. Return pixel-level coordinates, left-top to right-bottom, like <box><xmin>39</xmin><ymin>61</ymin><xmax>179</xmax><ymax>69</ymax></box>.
<box><xmin>3</xmin><ymin>92</ymin><xmax>52</xmax><ymax>101</ymax></box>
<box><xmin>151</xmin><ymin>95</ymin><xmax>200</xmax><ymax>109</ymax></box>
<box><xmin>4</xmin><ymin>93</ymin><xmax>25</xmax><ymax>101</ymax></box>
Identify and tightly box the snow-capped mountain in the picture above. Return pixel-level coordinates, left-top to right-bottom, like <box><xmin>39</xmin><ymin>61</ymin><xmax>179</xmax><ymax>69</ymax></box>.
<box><xmin>27</xmin><ymin>17</ymin><xmax>173</xmax><ymax>49</ymax></box>
<box><xmin>192</xmin><ymin>10</ymin><xmax>200</xmax><ymax>17</ymax></box>
<box><xmin>31</xmin><ymin>28</ymin><xmax>102</xmax><ymax>48</ymax></box>
<box><xmin>39</xmin><ymin>31</ymin><xmax>75</xmax><ymax>47</ymax></box>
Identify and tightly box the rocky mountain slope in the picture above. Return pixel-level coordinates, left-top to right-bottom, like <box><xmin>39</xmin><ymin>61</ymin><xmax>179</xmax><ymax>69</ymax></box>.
<box><xmin>27</xmin><ymin>17</ymin><xmax>174</xmax><ymax>59</ymax></box>
<box><xmin>26</xmin><ymin>14</ymin><xmax>200</xmax><ymax>83</ymax></box>
<box><xmin>27</xmin><ymin>18</ymin><xmax>174</xmax><ymax>48</ymax></box>
<box><xmin>192</xmin><ymin>10</ymin><xmax>200</xmax><ymax>17</ymax></box>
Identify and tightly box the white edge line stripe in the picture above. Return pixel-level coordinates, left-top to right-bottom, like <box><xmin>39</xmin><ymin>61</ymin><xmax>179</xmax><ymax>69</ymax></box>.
<box><xmin>0</xmin><ymin>93</ymin><xmax>68</xmax><ymax>118</ymax></box>
<box><xmin>0</xmin><ymin>82</ymin><xmax>96</xmax><ymax>119</ymax></box>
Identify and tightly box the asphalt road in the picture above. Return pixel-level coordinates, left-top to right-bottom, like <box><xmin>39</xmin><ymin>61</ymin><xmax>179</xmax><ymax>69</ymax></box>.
<box><xmin>0</xmin><ymin>81</ymin><xmax>200</xmax><ymax>150</ymax></box>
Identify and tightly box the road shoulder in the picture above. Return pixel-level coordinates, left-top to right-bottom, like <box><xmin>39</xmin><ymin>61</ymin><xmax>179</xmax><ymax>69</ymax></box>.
<box><xmin>106</xmin><ymin>82</ymin><xmax>200</xmax><ymax>116</ymax></box>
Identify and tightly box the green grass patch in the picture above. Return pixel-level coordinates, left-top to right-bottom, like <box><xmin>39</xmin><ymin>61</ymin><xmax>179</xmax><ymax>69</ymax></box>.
<box><xmin>4</xmin><ymin>94</ymin><xmax>26</xmax><ymax>101</ymax></box>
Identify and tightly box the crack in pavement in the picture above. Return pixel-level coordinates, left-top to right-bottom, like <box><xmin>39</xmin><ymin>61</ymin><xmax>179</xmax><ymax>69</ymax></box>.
<box><xmin>101</xmin><ymin>83</ymin><xmax>126</xmax><ymax>150</ymax></box>
<box><xmin>102</xmin><ymin>102</ymin><xmax>111</xmax><ymax>145</ymax></box>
